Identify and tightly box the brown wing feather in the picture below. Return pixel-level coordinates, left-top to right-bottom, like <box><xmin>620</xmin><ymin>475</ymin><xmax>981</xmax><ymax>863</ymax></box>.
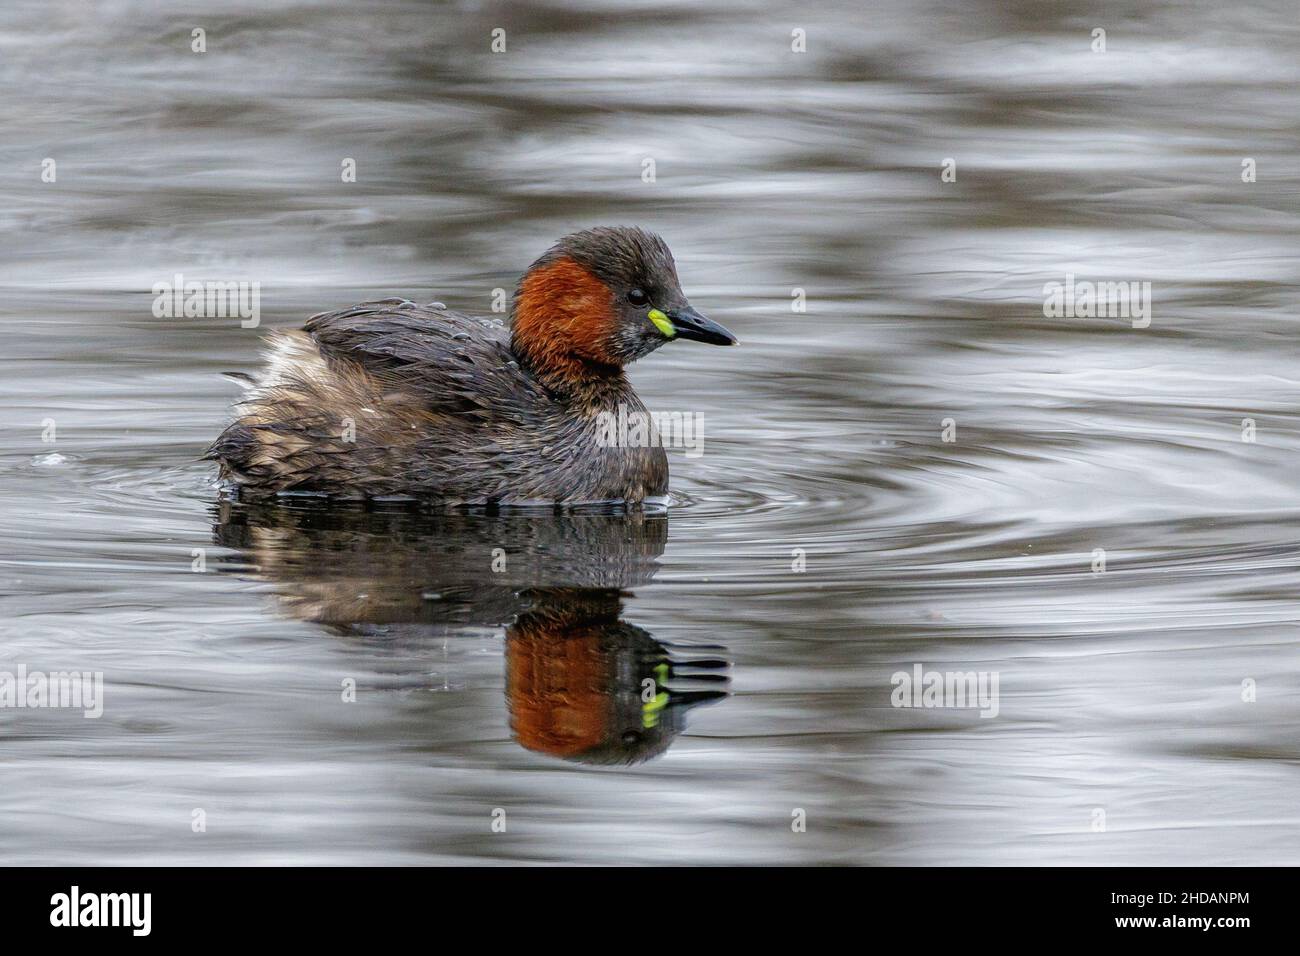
<box><xmin>207</xmin><ymin>300</ymin><xmax>589</xmax><ymax>500</ymax></box>
<box><xmin>303</xmin><ymin>299</ymin><xmax>551</xmax><ymax>418</ymax></box>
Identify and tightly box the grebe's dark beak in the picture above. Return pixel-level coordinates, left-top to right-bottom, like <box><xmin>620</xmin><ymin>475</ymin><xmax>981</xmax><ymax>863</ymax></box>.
<box><xmin>665</xmin><ymin>305</ymin><xmax>738</xmax><ymax>346</ymax></box>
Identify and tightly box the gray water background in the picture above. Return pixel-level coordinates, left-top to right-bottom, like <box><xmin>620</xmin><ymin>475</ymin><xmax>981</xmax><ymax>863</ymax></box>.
<box><xmin>1</xmin><ymin>0</ymin><xmax>1298</xmax><ymax>863</ymax></box>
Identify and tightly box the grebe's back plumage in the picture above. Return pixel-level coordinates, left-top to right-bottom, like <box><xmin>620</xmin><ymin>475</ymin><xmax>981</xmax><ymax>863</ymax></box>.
<box><xmin>206</xmin><ymin>227</ymin><xmax>736</xmax><ymax>504</ymax></box>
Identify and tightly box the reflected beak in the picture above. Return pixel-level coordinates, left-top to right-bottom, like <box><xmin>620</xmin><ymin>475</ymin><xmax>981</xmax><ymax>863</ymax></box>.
<box><xmin>664</xmin><ymin>306</ymin><xmax>738</xmax><ymax>346</ymax></box>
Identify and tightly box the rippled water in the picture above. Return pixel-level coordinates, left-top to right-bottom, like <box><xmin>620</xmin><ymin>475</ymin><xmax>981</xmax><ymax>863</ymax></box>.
<box><xmin>2</xmin><ymin>0</ymin><xmax>1299</xmax><ymax>864</ymax></box>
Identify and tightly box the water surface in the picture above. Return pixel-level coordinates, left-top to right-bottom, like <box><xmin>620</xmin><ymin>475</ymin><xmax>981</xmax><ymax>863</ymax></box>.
<box><xmin>2</xmin><ymin>0</ymin><xmax>1299</xmax><ymax>864</ymax></box>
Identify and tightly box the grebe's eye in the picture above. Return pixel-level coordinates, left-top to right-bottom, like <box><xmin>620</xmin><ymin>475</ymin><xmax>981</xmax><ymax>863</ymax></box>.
<box><xmin>627</xmin><ymin>288</ymin><xmax>649</xmax><ymax>307</ymax></box>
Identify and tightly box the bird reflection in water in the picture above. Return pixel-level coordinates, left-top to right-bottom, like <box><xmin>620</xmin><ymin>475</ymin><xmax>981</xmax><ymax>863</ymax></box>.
<box><xmin>211</xmin><ymin>501</ymin><xmax>729</xmax><ymax>764</ymax></box>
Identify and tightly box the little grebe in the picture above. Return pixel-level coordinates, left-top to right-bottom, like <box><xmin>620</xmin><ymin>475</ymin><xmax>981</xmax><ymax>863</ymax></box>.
<box><xmin>207</xmin><ymin>226</ymin><xmax>736</xmax><ymax>504</ymax></box>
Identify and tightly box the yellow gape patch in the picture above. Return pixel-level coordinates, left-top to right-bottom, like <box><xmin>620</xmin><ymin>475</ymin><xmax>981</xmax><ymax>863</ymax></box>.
<box><xmin>642</xmin><ymin>691</ymin><xmax>670</xmax><ymax>728</ymax></box>
<box><xmin>642</xmin><ymin>662</ymin><xmax>671</xmax><ymax>727</ymax></box>
<box><xmin>648</xmin><ymin>308</ymin><xmax>676</xmax><ymax>338</ymax></box>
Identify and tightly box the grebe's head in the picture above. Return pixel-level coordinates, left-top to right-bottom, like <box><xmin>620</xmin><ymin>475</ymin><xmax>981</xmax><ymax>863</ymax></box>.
<box><xmin>511</xmin><ymin>226</ymin><xmax>736</xmax><ymax>381</ymax></box>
